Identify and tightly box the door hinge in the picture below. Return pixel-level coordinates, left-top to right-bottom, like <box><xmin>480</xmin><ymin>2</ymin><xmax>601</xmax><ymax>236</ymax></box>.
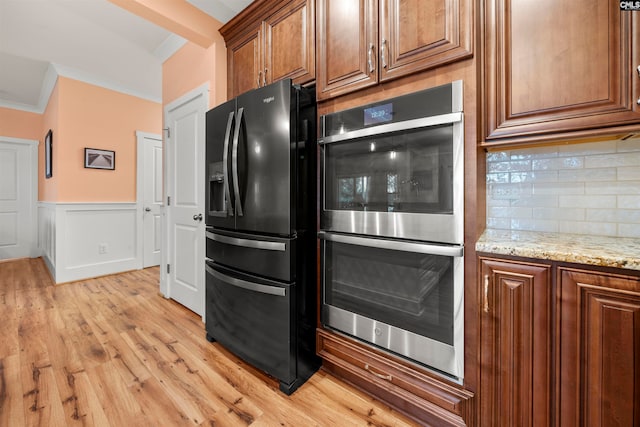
<box><xmin>167</xmin><ymin>196</ymin><xmax>171</xmax><ymax>206</ymax></box>
<box><xmin>167</xmin><ymin>264</ymin><xmax>170</xmax><ymax>274</ymax></box>
<box><xmin>163</xmin><ymin>127</ymin><xmax>170</xmax><ymax>138</ymax></box>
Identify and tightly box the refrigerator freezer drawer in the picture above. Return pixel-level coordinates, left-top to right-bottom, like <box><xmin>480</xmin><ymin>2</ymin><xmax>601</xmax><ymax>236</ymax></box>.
<box><xmin>205</xmin><ymin>263</ymin><xmax>296</xmax><ymax>385</ymax></box>
<box><xmin>206</xmin><ymin>229</ymin><xmax>295</xmax><ymax>282</ymax></box>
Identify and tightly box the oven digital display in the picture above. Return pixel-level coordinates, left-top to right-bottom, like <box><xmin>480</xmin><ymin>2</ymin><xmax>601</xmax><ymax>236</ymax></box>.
<box><xmin>364</xmin><ymin>103</ymin><xmax>393</xmax><ymax>126</ymax></box>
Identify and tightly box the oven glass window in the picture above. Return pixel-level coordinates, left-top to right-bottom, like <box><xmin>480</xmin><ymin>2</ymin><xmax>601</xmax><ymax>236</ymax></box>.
<box><xmin>323</xmin><ymin>240</ymin><xmax>454</xmax><ymax>346</ymax></box>
<box><xmin>324</xmin><ymin>124</ymin><xmax>453</xmax><ymax>214</ymax></box>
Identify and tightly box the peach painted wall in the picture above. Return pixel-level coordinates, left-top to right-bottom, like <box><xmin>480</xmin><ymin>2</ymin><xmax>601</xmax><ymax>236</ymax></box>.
<box><xmin>0</xmin><ymin>107</ymin><xmax>43</xmax><ymax>141</ymax></box>
<box><xmin>40</xmin><ymin>81</ymin><xmax>61</xmax><ymax>201</ymax></box>
<box><xmin>162</xmin><ymin>36</ymin><xmax>227</xmax><ymax>108</ymax></box>
<box><xmin>54</xmin><ymin>77</ymin><xmax>161</xmax><ymax>202</ymax></box>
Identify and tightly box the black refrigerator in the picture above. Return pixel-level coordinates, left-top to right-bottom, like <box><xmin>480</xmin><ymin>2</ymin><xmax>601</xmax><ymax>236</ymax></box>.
<box><xmin>204</xmin><ymin>79</ymin><xmax>319</xmax><ymax>394</ymax></box>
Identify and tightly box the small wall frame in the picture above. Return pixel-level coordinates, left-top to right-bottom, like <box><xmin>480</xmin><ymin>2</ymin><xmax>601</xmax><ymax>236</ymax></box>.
<box><xmin>84</xmin><ymin>148</ymin><xmax>115</xmax><ymax>170</ymax></box>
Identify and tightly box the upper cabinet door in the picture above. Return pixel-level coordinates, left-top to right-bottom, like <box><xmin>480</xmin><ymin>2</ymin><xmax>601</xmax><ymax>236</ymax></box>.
<box><xmin>316</xmin><ymin>0</ymin><xmax>378</xmax><ymax>100</ymax></box>
<box><xmin>264</xmin><ymin>0</ymin><xmax>315</xmax><ymax>86</ymax></box>
<box><xmin>379</xmin><ymin>0</ymin><xmax>473</xmax><ymax>82</ymax></box>
<box><xmin>484</xmin><ymin>0</ymin><xmax>640</xmax><ymax>145</ymax></box>
<box><xmin>228</xmin><ymin>28</ymin><xmax>262</xmax><ymax>99</ymax></box>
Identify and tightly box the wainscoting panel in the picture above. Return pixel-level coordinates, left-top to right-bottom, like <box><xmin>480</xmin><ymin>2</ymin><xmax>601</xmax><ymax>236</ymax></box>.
<box><xmin>38</xmin><ymin>203</ymin><xmax>139</xmax><ymax>283</ymax></box>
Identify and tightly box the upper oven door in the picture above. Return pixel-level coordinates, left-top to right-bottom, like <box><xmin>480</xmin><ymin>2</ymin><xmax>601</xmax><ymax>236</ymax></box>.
<box><xmin>320</xmin><ymin>112</ymin><xmax>464</xmax><ymax>244</ymax></box>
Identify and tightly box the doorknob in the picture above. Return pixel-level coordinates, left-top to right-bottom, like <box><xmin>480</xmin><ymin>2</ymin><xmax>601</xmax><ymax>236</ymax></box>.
<box><xmin>145</xmin><ymin>207</ymin><xmax>151</xmax><ymax>212</ymax></box>
<box><xmin>193</xmin><ymin>213</ymin><xmax>203</xmax><ymax>221</ymax></box>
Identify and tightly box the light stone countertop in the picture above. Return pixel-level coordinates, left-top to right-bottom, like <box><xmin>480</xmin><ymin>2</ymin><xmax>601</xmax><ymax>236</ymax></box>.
<box><xmin>476</xmin><ymin>229</ymin><xmax>640</xmax><ymax>271</ymax></box>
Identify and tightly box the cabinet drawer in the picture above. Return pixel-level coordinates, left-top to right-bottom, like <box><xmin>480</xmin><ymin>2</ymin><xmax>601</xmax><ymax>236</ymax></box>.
<box><xmin>317</xmin><ymin>329</ymin><xmax>474</xmax><ymax>426</ymax></box>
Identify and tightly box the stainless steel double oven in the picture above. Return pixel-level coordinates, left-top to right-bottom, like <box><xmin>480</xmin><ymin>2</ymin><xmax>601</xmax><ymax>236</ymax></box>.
<box><xmin>319</xmin><ymin>81</ymin><xmax>465</xmax><ymax>381</ymax></box>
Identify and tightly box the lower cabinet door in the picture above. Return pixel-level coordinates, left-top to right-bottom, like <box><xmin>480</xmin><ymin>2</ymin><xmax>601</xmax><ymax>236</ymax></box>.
<box><xmin>558</xmin><ymin>268</ymin><xmax>640</xmax><ymax>427</ymax></box>
<box><xmin>205</xmin><ymin>262</ymin><xmax>295</xmax><ymax>384</ymax></box>
<box><xmin>479</xmin><ymin>257</ymin><xmax>552</xmax><ymax>426</ymax></box>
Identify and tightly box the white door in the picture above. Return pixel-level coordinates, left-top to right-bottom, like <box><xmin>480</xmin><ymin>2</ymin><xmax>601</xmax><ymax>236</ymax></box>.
<box><xmin>163</xmin><ymin>85</ymin><xmax>208</xmax><ymax>317</ymax></box>
<box><xmin>0</xmin><ymin>138</ymin><xmax>37</xmax><ymax>260</ymax></box>
<box><xmin>137</xmin><ymin>132</ymin><xmax>163</xmax><ymax>268</ymax></box>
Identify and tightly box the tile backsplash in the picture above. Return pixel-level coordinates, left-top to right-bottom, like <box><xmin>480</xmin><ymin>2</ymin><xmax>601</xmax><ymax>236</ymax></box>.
<box><xmin>486</xmin><ymin>138</ymin><xmax>640</xmax><ymax>237</ymax></box>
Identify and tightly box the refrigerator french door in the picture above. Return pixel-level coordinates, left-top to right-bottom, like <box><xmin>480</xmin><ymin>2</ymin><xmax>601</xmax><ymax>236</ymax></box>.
<box><xmin>204</xmin><ymin>79</ymin><xmax>318</xmax><ymax>395</ymax></box>
<box><xmin>206</xmin><ymin>80</ymin><xmax>300</xmax><ymax>235</ymax></box>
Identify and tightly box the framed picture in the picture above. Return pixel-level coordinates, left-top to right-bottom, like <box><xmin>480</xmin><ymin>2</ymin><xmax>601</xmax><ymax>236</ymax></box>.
<box><xmin>84</xmin><ymin>148</ymin><xmax>115</xmax><ymax>170</ymax></box>
<box><xmin>45</xmin><ymin>130</ymin><xmax>52</xmax><ymax>178</ymax></box>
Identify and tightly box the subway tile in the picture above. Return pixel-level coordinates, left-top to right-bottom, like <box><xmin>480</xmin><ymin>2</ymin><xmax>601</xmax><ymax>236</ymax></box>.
<box><xmin>489</xmin><ymin>206</ymin><xmax>532</xmax><ymax>219</ymax></box>
<box><xmin>558</xmin><ymin>168</ymin><xmax>616</xmax><ymax>182</ymax></box>
<box><xmin>533</xmin><ymin>207</ymin><xmax>585</xmax><ymax>221</ymax></box>
<box><xmin>585</xmin><ymin>181</ymin><xmax>640</xmax><ymax>195</ymax></box>
<box><xmin>511</xmin><ymin>195</ymin><xmax>559</xmax><ymax>208</ymax></box>
<box><xmin>617</xmin><ymin>166</ymin><xmax>640</xmax><ymax>181</ymax></box>
<box><xmin>510</xmin><ymin>145</ymin><xmax>559</xmax><ymax>160</ymax></box>
<box><xmin>487</xmin><ymin>160</ymin><xmax>532</xmax><ymax>173</ymax></box>
<box><xmin>617</xmin><ymin>138</ymin><xmax>640</xmax><ymax>153</ymax></box>
<box><xmin>559</xmin><ymin>195</ymin><xmax>616</xmax><ymax>208</ymax></box>
<box><xmin>533</xmin><ymin>157</ymin><xmax>584</xmax><ymax>171</ymax></box>
<box><xmin>486</xmin><ymin>198</ymin><xmax>511</xmax><ymax>207</ymax></box>
<box><xmin>487</xmin><ymin>172</ymin><xmax>509</xmax><ymax>183</ymax></box>
<box><xmin>489</xmin><ymin>183</ymin><xmax>532</xmax><ymax>199</ymax></box>
<box><xmin>511</xmin><ymin>218</ymin><xmax>558</xmax><ymax>232</ymax></box>
<box><xmin>618</xmin><ymin>195</ymin><xmax>640</xmax><ymax>209</ymax></box>
<box><xmin>618</xmin><ymin>223</ymin><xmax>640</xmax><ymax>238</ymax></box>
<box><xmin>587</xmin><ymin>209</ymin><xmax>640</xmax><ymax>224</ymax></box>
<box><xmin>584</xmin><ymin>152</ymin><xmax>640</xmax><ymax>168</ymax></box>
<box><xmin>486</xmin><ymin>217</ymin><xmax>511</xmax><ymax>230</ymax></box>
<box><xmin>558</xmin><ymin>221</ymin><xmax>617</xmax><ymax>236</ymax></box>
<box><xmin>486</xmin><ymin>151</ymin><xmax>509</xmax><ymax>162</ymax></box>
<box><xmin>533</xmin><ymin>182</ymin><xmax>584</xmax><ymax>196</ymax></box>
<box><xmin>510</xmin><ymin>170</ymin><xmax>558</xmax><ymax>183</ymax></box>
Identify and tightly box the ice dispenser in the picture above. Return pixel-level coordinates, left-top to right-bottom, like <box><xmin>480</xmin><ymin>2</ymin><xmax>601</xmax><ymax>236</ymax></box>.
<box><xmin>209</xmin><ymin>161</ymin><xmax>226</xmax><ymax>216</ymax></box>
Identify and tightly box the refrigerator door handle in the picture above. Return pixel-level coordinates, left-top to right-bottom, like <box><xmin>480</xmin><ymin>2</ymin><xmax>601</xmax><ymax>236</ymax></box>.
<box><xmin>222</xmin><ymin>111</ymin><xmax>235</xmax><ymax>217</ymax></box>
<box><xmin>206</xmin><ymin>231</ymin><xmax>287</xmax><ymax>251</ymax></box>
<box><xmin>206</xmin><ymin>264</ymin><xmax>286</xmax><ymax>297</ymax></box>
<box><xmin>232</xmin><ymin>107</ymin><xmax>244</xmax><ymax>217</ymax></box>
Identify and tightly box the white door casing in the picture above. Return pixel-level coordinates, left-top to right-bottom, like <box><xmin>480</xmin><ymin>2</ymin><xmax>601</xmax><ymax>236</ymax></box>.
<box><xmin>162</xmin><ymin>84</ymin><xmax>208</xmax><ymax>318</ymax></box>
<box><xmin>136</xmin><ymin>131</ymin><xmax>163</xmax><ymax>268</ymax></box>
<box><xmin>0</xmin><ymin>137</ymin><xmax>38</xmax><ymax>260</ymax></box>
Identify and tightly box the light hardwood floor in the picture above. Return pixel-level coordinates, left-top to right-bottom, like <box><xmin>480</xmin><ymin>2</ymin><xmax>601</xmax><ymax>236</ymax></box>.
<box><xmin>0</xmin><ymin>258</ymin><xmax>418</xmax><ymax>426</ymax></box>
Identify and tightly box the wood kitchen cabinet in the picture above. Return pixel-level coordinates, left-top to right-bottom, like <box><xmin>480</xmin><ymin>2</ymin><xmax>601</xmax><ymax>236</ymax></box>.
<box><xmin>316</xmin><ymin>0</ymin><xmax>473</xmax><ymax>100</ymax></box>
<box><xmin>220</xmin><ymin>0</ymin><xmax>315</xmax><ymax>99</ymax></box>
<box><xmin>478</xmin><ymin>254</ymin><xmax>640</xmax><ymax>426</ymax></box>
<box><xmin>483</xmin><ymin>0</ymin><xmax>640</xmax><ymax>146</ymax></box>
<box><xmin>317</xmin><ymin>329</ymin><xmax>475</xmax><ymax>426</ymax></box>
<box><xmin>478</xmin><ymin>257</ymin><xmax>552</xmax><ymax>426</ymax></box>
<box><xmin>557</xmin><ymin>268</ymin><xmax>640</xmax><ymax>426</ymax></box>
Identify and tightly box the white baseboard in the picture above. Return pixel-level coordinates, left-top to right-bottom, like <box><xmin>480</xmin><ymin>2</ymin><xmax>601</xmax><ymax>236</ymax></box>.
<box><xmin>38</xmin><ymin>202</ymin><xmax>140</xmax><ymax>283</ymax></box>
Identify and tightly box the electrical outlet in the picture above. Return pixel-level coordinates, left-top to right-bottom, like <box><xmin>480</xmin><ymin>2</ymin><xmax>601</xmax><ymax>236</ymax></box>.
<box><xmin>98</xmin><ymin>243</ymin><xmax>108</xmax><ymax>254</ymax></box>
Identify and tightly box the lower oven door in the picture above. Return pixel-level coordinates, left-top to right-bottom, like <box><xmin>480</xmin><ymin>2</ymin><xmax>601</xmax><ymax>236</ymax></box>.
<box><xmin>319</xmin><ymin>231</ymin><xmax>464</xmax><ymax>381</ymax></box>
<box><xmin>205</xmin><ymin>261</ymin><xmax>295</xmax><ymax>384</ymax></box>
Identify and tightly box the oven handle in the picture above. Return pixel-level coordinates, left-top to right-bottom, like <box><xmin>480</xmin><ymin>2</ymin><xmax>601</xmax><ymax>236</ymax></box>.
<box><xmin>205</xmin><ymin>263</ymin><xmax>286</xmax><ymax>297</ymax></box>
<box><xmin>318</xmin><ymin>112</ymin><xmax>462</xmax><ymax>145</ymax></box>
<box><xmin>206</xmin><ymin>231</ymin><xmax>286</xmax><ymax>252</ymax></box>
<box><xmin>318</xmin><ymin>231</ymin><xmax>463</xmax><ymax>257</ymax></box>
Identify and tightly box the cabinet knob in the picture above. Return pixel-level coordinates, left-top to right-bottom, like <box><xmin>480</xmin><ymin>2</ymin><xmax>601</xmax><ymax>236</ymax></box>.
<box><xmin>637</xmin><ymin>65</ymin><xmax>640</xmax><ymax>77</ymax></box>
<box><xmin>263</xmin><ymin>68</ymin><xmax>268</xmax><ymax>87</ymax></box>
<box><xmin>367</xmin><ymin>43</ymin><xmax>375</xmax><ymax>73</ymax></box>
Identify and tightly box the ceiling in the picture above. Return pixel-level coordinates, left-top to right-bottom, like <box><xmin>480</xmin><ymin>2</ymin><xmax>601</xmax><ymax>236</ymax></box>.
<box><xmin>0</xmin><ymin>0</ymin><xmax>253</xmax><ymax>113</ymax></box>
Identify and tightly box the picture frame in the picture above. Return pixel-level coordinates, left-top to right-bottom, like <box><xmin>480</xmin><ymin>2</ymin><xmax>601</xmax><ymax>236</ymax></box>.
<box><xmin>84</xmin><ymin>148</ymin><xmax>115</xmax><ymax>170</ymax></box>
<box><xmin>45</xmin><ymin>129</ymin><xmax>52</xmax><ymax>179</ymax></box>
